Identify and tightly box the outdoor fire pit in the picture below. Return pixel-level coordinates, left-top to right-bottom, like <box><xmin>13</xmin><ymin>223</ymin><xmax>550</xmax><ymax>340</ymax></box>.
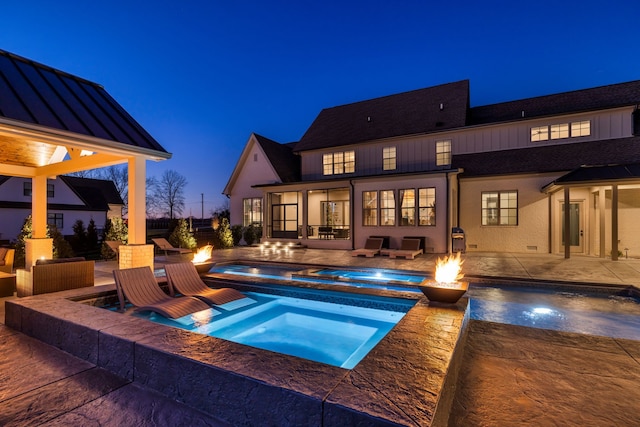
<box><xmin>419</xmin><ymin>252</ymin><xmax>468</xmax><ymax>304</ymax></box>
<box><xmin>192</xmin><ymin>244</ymin><xmax>215</xmax><ymax>274</ymax></box>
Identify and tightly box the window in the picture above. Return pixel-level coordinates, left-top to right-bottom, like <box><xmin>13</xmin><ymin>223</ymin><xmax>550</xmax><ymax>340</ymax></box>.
<box><xmin>418</xmin><ymin>187</ymin><xmax>436</xmax><ymax>226</ymax></box>
<box><xmin>380</xmin><ymin>190</ymin><xmax>395</xmax><ymax>226</ymax></box>
<box><xmin>23</xmin><ymin>182</ymin><xmax>54</xmax><ymax>197</ymax></box>
<box><xmin>531</xmin><ymin>126</ymin><xmax>549</xmax><ymax>142</ymax></box>
<box><xmin>382</xmin><ymin>146</ymin><xmax>396</xmax><ymax>170</ymax></box>
<box><xmin>436</xmin><ymin>140</ymin><xmax>451</xmax><ymax>166</ymax></box>
<box><xmin>550</xmin><ymin>123</ymin><xmax>569</xmax><ymax>139</ymax></box>
<box><xmin>362</xmin><ymin>191</ymin><xmax>378</xmax><ymax>226</ymax></box>
<box><xmin>571</xmin><ymin>120</ymin><xmax>590</xmax><ymax>137</ymax></box>
<box><xmin>47</xmin><ymin>213</ymin><xmax>63</xmax><ymax>229</ymax></box>
<box><xmin>243</xmin><ymin>197</ymin><xmax>262</xmax><ymax>227</ymax></box>
<box><xmin>322</xmin><ymin>150</ymin><xmax>355</xmax><ymax>175</ymax></box>
<box><xmin>482</xmin><ymin>191</ymin><xmax>518</xmax><ymax>225</ymax></box>
<box><xmin>399</xmin><ymin>189</ymin><xmax>415</xmax><ymax>225</ymax></box>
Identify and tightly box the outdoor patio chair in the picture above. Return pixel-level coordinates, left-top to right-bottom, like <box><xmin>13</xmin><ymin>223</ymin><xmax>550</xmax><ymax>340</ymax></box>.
<box><xmin>105</xmin><ymin>240</ymin><xmax>122</xmax><ymax>261</ymax></box>
<box><xmin>351</xmin><ymin>237</ymin><xmax>384</xmax><ymax>258</ymax></box>
<box><xmin>113</xmin><ymin>266</ymin><xmax>210</xmax><ymax>319</ymax></box>
<box><xmin>164</xmin><ymin>262</ymin><xmax>249</xmax><ymax>306</ymax></box>
<box><xmin>381</xmin><ymin>238</ymin><xmax>423</xmax><ymax>260</ymax></box>
<box><xmin>152</xmin><ymin>238</ymin><xmax>193</xmax><ymax>258</ymax></box>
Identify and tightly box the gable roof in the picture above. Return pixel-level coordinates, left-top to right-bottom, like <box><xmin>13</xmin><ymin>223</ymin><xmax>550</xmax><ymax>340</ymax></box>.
<box><xmin>59</xmin><ymin>175</ymin><xmax>124</xmax><ymax>209</ymax></box>
<box><xmin>469</xmin><ymin>80</ymin><xmax>640</xmax><ymax>125</ymax></box>
<box><xmin>0</xmin><ymin>49</ymin><xmax>167</xmax><ymax>153</ymax></box>
<box><xmin>294</xmin><ymin>80</ymin><xmax>470</xmax><ymax>152</ymax></box>
<box><xmin>453</xmin><ymin>136</ymin><xmax>640</xmax><ymax>177</ymax></box>
<box><xmin>254</xmin><ymin>134</ymin><xmax>300</xmax><ymax>182</ymax></box>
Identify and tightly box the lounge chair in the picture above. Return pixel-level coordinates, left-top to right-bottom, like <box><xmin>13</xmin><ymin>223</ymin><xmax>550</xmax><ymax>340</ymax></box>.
<box><xmin>164</xmin><ymin>262</ymin><xmax>247</xmax><ymax>306</ymax></box>
<box><xmin>113</xmin><ymin>266</ymin><xmax>210</xmax><ymax>319</ymax></box>
<box><xmin>351</xmin><ymin>237</ymin><xmax>384</xmax><ymax>258</ymax></box>
<box><xmin>105</xmin><ymin>240</ymin><xmax>122</xmax><ymax>261</ymax></box>
<box><xmin>381</xmin><ymin>238</ymin><xmax>423</xmax><ymax>260</ymax></box>
<box><xmin>152</xmin><ymin>238</ymin><xmax>193</xmax><ymax>258</ymax></box>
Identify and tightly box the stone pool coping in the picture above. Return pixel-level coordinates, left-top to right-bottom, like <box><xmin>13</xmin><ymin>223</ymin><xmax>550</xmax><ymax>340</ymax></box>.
<box><xmin>5</xmin><ymin>282</ymin><xmax>469</xmax><ymax>427</ymax></box>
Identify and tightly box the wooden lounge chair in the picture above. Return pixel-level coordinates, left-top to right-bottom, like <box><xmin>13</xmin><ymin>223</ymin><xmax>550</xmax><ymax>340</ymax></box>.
<box><xmin>152</xmin><ymin>238</ymin><xmax>193</xmax><ymax>258</ymax></box>
<box><xmin>113</xmin><ymin>266</ymin><xmax>210</xmax><ymax>319</ymax></box>
<box><xmin>381</xmin><ymin>238</ymin><xmax>423</xmax><ymax>260</ymax></box>
<box><xmin>105</xmin><ymin>240</ymin><xmax>122</xmax><ymax>261</ymax></box>
<box><xmin>164</xmin><ymin>262</ymin><xmax>246</xmax><ymax>306</ymax></box>
<box><xmin>351</xmin><ymin>237</ymin><xmax>384</xmax><ymax>258</ymax></box>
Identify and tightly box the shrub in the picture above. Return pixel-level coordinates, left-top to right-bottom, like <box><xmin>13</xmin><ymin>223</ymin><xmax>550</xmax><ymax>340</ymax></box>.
<box><xmin>169</xmin><ymin>218</ymin><xmax>197</xmax><ymax>249</ymax></box>
<box><xmin>231</xmin><ymin>224</ymin><xmax>243</xmax><ymax>246</ymax></box>
<box><xmin>243</xmin><ymin>225</ymin><xmax>256</xmax><ymax>246</ymax></box>
<box><xmin>101</xmin><ymin>218</ymin><xmax>128</xmax><ymax>260</ymax></box>
<box><xmin>215</xmin><ymin>218</ymin><xmax>234</xmax><ymax>249</ymax></box>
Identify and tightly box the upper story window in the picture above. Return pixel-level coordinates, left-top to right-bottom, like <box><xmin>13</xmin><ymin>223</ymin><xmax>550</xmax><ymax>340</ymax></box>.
<box><xmin>435</xmin><ymin>140</ymin><xmax>451</xmax><ymax>166</ymax></box>
<box><xmin>323</xmin><ymin>150</ymin><xmax>355</xmax><ymax>175</ymax></box>
<box><xmin>382</xmin><ymin>146</ymin><xmax>396</xmax><ymax>170</ymax></box>
<box><xmin>482</xmin><ymin>190</ymin><xmax>518</xmax><ymax>226</ymax></box>
<box><xmin>531</xmin><ymin>120</ymin><xmax>591</xmax><ymax>142</ymax></box>
<box><xmin>23</xmin><ymin>182</ymin><xmax>55</xmax><ymax>197</ymax></box>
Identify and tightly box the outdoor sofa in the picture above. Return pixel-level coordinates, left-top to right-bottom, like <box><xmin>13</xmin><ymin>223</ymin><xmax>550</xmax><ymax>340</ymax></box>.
<box><xmin>0</xmin><ymin>248</ymin><xmax>15</xmax><ymax>273</ymax></box>
<box><xmin>17</xmin><ymin>257</ymin><xmax>94</xmax><ymax>297</ymax></box>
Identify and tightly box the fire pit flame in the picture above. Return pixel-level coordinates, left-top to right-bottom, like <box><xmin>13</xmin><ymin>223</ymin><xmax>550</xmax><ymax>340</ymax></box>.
<box><xmin>192</xmin><ymin>244</ymin><xmax>213</xmax><ymax>264</ymax></box>
<box><xmin>434</xmin><ymin>251</ymin><xmax>464</xmax><ymax>285</ymax></box>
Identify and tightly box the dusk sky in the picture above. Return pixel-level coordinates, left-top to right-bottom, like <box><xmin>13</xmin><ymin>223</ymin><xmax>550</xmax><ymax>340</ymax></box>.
<box><xmin>4</xmin><ymin>1</ymin><xmax>639</xmax><ymax>218</ymax></box>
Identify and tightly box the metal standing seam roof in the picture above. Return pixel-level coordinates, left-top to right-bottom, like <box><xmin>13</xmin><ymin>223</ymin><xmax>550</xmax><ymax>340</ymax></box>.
<box><xmin>0</xmin><ymin>49</ymin><xmax>167</xmax><ymax>154</ymax></box>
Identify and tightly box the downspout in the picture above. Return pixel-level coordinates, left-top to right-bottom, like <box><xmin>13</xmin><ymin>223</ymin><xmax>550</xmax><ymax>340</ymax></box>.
<box><xmin>350</xmin><ymin>179</ymin><xmax>355</xmax><ymax>250</ymax></box>
<box><xmin>446</xmin><ymin>171</ymin><xmax>450</xmax><ymax>254</ymax></box>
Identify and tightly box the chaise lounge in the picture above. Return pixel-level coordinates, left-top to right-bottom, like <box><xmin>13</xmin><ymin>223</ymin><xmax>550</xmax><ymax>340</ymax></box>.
<box><xmin>164</xmin><ymin>262</ymin><xmax>249</xmax><ymax>306</ymax></box>
<box><xmin>0</xmin><ymin>248</ymin><xmax>15</xmax><ymax>273</ymax></box>
<box><xmin>381</xmin><ymin>238</ymin><xmax>423</xmax><ymax>260</ymax></box>
<box><xmin>152</xmin><ymin>238</ymin><xmax>193</xmax><ymax>258</ymax></box>
<box><xmin>351</xmin><ymin>237</ymin><xmax>384</xmax><ymax>258</ymax></box>
<box><xmin>113</xmin><ymin>266</ymin><xmax>210</xmax><ymax>319</ymax></box>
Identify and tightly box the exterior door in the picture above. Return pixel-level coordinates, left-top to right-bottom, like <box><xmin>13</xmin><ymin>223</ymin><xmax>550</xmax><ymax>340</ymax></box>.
<box><xmin>561</xmin><ymin>201</ymin><xmax>584</xmax><ymax>253</ymax></box>
<box><xmin>271</xmin><ymin>203</ymin><xmax>298</xmax><ymax>239</ymax></box>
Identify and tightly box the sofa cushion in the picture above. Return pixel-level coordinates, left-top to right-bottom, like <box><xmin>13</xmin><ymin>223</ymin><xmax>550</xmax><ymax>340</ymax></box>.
<box><xmin>0</xmin><ymin>247</ymin><xmax>7</xmax><ymax>261</ymax></box>
<box><xmin>35</xmin><ymin>257</ymin><xmax>86</xmax><ymax>265</ymax></box>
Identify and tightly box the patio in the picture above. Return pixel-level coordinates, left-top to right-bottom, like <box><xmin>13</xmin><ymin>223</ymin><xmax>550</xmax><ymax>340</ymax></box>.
<box><xmin>1</xmin><ymin>249</ymin><xmax>640</xmax><ymax>425</ymax></box>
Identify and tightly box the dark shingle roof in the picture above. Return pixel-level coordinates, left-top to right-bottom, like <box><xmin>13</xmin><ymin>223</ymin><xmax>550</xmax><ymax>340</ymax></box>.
<box><xmin>254</xmin><ymin>134</ymin><xmax>300</xmax><ymax>182</ymax></box>
<box><xmin>0</xmin><ymin>49</ymin><xmax>167</xmax><ymax>153</ymax></box>
<box><xmin>453</xmin><ymin>136</ymin><xmax>640</xmax><ymax>177</ymax></box>
<box><xmin>59</xmin><ymin>175</ymin><xmax>124</xmax><ymax>209</ymax></box>
<box><xmin>550</xmin><ymin>163</ymin><xmax>640</xmax><ymax>185</ymax></box>
<box><xmin>469</xmin><ymin>80</ymin><xmax>640</xmax><ymax>125</ymax></box>
<box><xmin>294</xmin><ymin>80</ymin><xmax>470</xmax><ymax>152</ymax></box>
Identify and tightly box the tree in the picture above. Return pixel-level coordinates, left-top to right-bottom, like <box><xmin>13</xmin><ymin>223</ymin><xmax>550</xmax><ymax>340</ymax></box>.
<box><xmin>154</xmin><ymin>170</ymin><xmax>187</xmax><ymax>219</ymax></box>
<box><xmin>168</xmin><ymin>218</ymin><xmax>197</xmax><ymax>249</ymax></box>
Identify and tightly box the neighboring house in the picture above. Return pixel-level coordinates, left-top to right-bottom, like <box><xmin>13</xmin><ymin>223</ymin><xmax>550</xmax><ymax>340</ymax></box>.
<box><xmin>0</xmin><ymin>175</ymin><xmax>124</xmax><ymax>241</ymax></box>
<box><xmin>224</xmin><ymin>79</ymin><xmax>640</xmax><ymax>259</ymax></box>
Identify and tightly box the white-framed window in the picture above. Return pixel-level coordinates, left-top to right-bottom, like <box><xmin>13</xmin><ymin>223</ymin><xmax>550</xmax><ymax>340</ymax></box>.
<box><xmin>382</xmin><ymin>146</ymin><xmax>396</xmax><ymax>171</ymax></box>
<box><xmin>362</xmin><ymin>191</ymin><xmax>378</xmax><ymax>226</ymax></box>
<box><xmin>243</xmin><ymin>197</ymin><xmax>262</xmax><ymax>227</ymax></box>
<box><xmin>571</xmin><ymin>120</ymin><xmax>590</xmax><ymax>137</ymax></box>
<box><xmin>482</xmin><ymin>191</ymin><xmax>518</xmax><ymax>226</ymax></box>
<box><xmin>550</xmin><ymin>123</ymin><xmax>569</xmax><ymax>139</ymax></box>
<box><xmin>47</xmin><ymin>213</ymin><xmax>63</xmax><ymax>229</ymax></box>
<box><xmin>399</xmin><ymin>189</ymin><xmax>415</xmax><ymax>226</ymax></box>
<box><xmin>531</xmin><ymin>126</ymin><xmax>549</xmax><ymax>142</ymax></box>
<box><xmin>323</xmin><ymin>150</ymin><xmax>355</xmax><ymax>175</ymax></box>
<box><xmin>436</xmin><ymin>140</ymin><xmax>451</xmax><ymax>166</ymax></box>
<box><xmin>23</xmin><ymin>182</ymin><xmax>54</xmax><ymax>197</ymax></box>
<box><xmin>418</xmin><ymin>187</ymin><xmax>436</xmax><ymax>226</ymax></box>
<box><xmin>380</xmin><ymin>190</ymin><xmax>395</xmax><ymax>226</ymax></box>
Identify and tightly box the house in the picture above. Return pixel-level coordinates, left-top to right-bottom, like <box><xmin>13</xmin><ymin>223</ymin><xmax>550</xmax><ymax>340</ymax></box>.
<box><xmin>0</xmin><ymin>48</ymin><xmax>170</xmax><ymax>269</ymax></box>
<box><xmin>0</xmin><ymin>175</ymin><xmax>124</xmax><ymax>242</ymax></box>
<box><xmin>224</xmin><ymin>79</ymin><xmax>640</xmax><ymax>259</ymax></box>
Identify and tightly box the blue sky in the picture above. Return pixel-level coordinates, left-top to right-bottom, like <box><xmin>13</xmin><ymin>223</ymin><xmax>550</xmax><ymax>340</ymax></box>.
<box><xmin>3</xmin><ymin>1</ymin><xmax>639</xmax><ymax>217</ymax></box>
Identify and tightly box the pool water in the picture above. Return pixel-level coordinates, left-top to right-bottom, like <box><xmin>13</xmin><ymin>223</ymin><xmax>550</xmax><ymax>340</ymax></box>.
<box><xmin>469</xmin><ymin>286</ymin><xmax>640</xmax><ymax>340</ymax></box>
<box><xmin>143</xmin><ymin>291</ymin><xmax>412</xmax><ymax>369</ymax></box>
<box><xmin>311</xmin><ymin>268</ymin><xmax>425</xmax><ymax>284</ymax></box>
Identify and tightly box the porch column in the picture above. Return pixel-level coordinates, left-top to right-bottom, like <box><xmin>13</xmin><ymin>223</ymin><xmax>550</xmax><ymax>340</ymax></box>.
<box><xmin>599</xmin><ymin>188</ymin><xmax>606</xmax><ymax>258</ymax></box>
<box><xmin>563</xmin><ymin>186</ymin><xmax>571</xmax><ymax>259</ymax></box>
<box><xmin>121</xmin><ymin>156</ymin><xmax>153</xmax><ymax>270</ymax></box>
<box><xmin>26</xmin><ymin>175</ymin><xmax>53</xmax><ymax>268</ymax></box>
<box><xmin>301</xmin><ymin>191</ymin><xmax>308</xmax><ymax>239</ymax></box>
<box><xmin>611</xmin><ymin>184</ymin><xmax>619</xmax><ymax>261</ymax></box>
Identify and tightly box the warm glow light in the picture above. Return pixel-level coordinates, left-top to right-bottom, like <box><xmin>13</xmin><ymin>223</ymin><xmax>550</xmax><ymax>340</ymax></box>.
<box><xmin>434</xmin><ymin>252</ymin><xmax>464</xmax><ymax>284</ymax></box>
<box><xmin>192</xmin><ymin>245</ymin><xmax>213</xmax><ymax>264</ymax></box>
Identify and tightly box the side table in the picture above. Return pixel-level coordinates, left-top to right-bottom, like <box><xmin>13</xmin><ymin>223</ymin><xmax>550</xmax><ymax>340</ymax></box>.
<box><xmin>0</xmin><ymin>271</ymin><xmax>16</xmax><ymax>297</ymax></box>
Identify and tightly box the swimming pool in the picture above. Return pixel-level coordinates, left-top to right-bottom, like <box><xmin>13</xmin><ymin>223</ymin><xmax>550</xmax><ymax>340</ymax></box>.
<box><xmin>469</xmin><ymin>286</ymin><xmax>640</xmax><ymax>340</ymax></box>
<box><xmin>140</xmin><ymin>291</ymin><xmax>413</xmax><ymax>369</ymax></box>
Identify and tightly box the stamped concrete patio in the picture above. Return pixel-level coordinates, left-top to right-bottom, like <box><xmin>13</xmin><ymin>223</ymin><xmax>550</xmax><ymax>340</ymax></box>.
<box><xmin>1</xmin><ymin>248</ymin><xmax>639</xmax><ymax>426</ymax></box>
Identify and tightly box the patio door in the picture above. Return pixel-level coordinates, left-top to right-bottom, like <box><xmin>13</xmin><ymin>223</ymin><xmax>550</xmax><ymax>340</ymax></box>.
<box><xmin>561</xmin><ymin>201</ymin><xmax>584</xmax><ymax>253</ymax></box>
<box><xmin>271</xmin><ymin>203</ymin><xmax>298</xmax><ymax>239</ymax></box>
